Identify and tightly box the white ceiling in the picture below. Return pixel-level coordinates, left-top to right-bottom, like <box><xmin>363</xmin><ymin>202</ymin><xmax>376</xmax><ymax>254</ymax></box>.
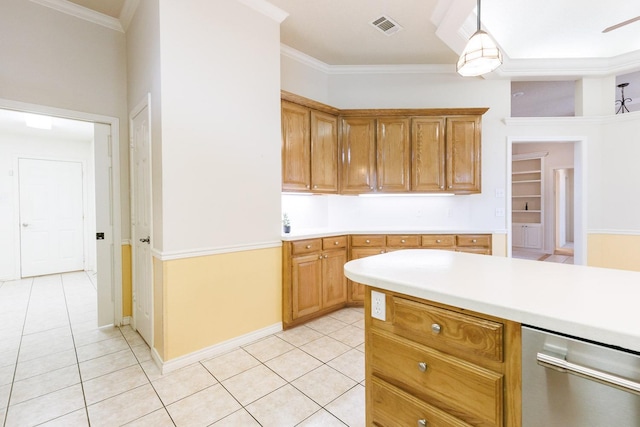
<box><xmin>9</xmin><ymin>0</ymin><xmax>640</xmax><ymax>127</ymax></box>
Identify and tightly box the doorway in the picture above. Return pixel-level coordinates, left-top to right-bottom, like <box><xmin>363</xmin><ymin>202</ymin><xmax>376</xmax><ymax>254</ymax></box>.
<box><xmin>554</xmin><ymin>168</ymin><xmax>575</xmax><ymax>256</ymax></box>
<box><xmin>509</xmin><ymin>139</ymin><xmax>584</xmax><ymax>264</ymax></box>
<box><xmin>0</xmin><ymin>100</ymin><xmax>122</xmax><ymax>327</ymax></box>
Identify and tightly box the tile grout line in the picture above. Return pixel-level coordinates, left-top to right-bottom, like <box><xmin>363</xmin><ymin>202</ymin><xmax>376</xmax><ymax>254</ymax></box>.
<box><xmin>2</xmin><ymin>277</ymin><xmax>34</xmax><ymax>427</ymax></box>
<box><xmin>60</xmin><ymin>273</ymin><xmax>92</xmax><ymax>427</ymax></box>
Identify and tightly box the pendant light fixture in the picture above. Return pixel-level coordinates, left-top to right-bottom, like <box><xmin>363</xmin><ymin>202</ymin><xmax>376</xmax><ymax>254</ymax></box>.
<box><xmin>456</xmin><ymin>0</ymin><xmax>502</xmax><ymax>77</ymax></box>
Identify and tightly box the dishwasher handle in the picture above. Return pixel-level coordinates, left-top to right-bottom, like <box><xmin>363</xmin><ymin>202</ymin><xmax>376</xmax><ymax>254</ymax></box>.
<box><xmin>537</xmin><ymin>351</ymin><xmax>640</xmax><ymax>396</ymax></box>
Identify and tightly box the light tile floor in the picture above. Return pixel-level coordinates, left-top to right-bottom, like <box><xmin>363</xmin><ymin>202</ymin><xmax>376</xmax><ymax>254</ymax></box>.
<box><xmin>0</xmin><ymin>272</ymin><xmax>365</xmax><ymax>426</ymax></box>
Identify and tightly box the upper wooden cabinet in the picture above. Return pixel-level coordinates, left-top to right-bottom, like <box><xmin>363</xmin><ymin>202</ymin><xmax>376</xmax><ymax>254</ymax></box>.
<box><xmin>281</xmin><ymin>100</ymin><xmax>339</xmax><ymax>193</ymax></box>
<box><xmin>377</xmin><ymin>118</ymin><xmax>411</xmax><ymax>192</ymax></box>
<box><xmin>281</xmin><ymin>91</ymin><xmax>486</xmax><ymax>195</ymax></box>
<box><xmin>446</xmin><ymin>116</ymin><xmax>481</xmax><ymax>193</ymax></box>
<box><xmin>281</xmin><ymin>101</ymin><xmax>310</xmax><ymax>192</ymax></box>
<box><xmin>340</xmin><ymin>117</ymin><xmax>376</xmax><ymax>194</ymax></box>
<box><xmin>411</xmin><ymin>117</ymin><xmax>446</xmax><ymax>191</ymax></box>
<box><xmin>341</xmin><ymin>117</ymin><xmax>411</xmax><ymax>194</ymax></box>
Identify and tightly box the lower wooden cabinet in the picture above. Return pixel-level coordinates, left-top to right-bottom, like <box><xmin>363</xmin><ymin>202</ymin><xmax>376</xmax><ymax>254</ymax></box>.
<box><xmin>284</xmin><ymin>233</ymin><xmax>492</xmax><ymax>327</ymax></box>
<box><xmin>283</xmin><ymin>236</ymin><xmax>348</xmax><ymax>328</ymax></box>
<box><xmin>365</xmin><ymin>288</ymin><xmax>521</xmax><ymax>427</ymax></box>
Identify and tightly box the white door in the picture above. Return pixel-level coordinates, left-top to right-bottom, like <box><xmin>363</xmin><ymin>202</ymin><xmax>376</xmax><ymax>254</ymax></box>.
<box><xmin>95</xmin><ymin>123</ymin><xmax>116</xmax><ymax>327</ymax></box>
<box><xmin>19</xmin><ymin>158</ymin><xmax>84</xmax><ymax>277</ymax></box>
<box><xmin>131</xmin><ymin>98</ymin><xmax>153</xmax><ymax>345</ymax></box>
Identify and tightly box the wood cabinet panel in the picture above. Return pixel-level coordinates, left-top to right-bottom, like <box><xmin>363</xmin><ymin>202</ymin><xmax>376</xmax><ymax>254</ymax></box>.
<box><xmin>291</xmin><ymin>239</ymin><xmax>322</xmax><ymax>255</ymax></box>
<box><xmin>281</xmin><ymin>101</ymin><xmax>311</xmax><ymax>191</ymax></box>
<box><xmin>412</xmin><ymin>117</ymin><xmax>446</xmax><ymax>191</ymax></box>
<box><xmin>341</xmin><ymin>117</ymin><xmax>376</xmax><ymax>194</ymax></box>
<box><xmin>310</xmin><ymin>111</ymin><xmax>339</xmax><ymax>192</ymax></box>
<box><xmin>366</xmin><ymin>289</ymin><xmax>522</xmax><ymax>427</ymax></box>
<box><xmin>371</xmin><ymin>377</ymin><xmax>473</xmax><ymax>427</ymax></box>
<box><xmin>371</xmin><ymin>329</ymin><xmax>503</xmax><ymax>427</ymax></box>
<box><xmin>446</xmin><ymin>117</ymin><xmax>481</xmax><ymax>193</ymax></box>
<box><xmin>390</xmin><ymin>297</ymin><xmax>504</xmax><ymax>362</ymax></box>
<box><xmin>422</xmin><ymin>235</ymin><xmax>456</xmax><ymax>248</ymax></box>
<box><xmin>291</xmin><ymin>253</ymin><xmax>322</xmax><ymax>319</ymax></box>
<box><xmin>322</xmin><ymin>249</ymin><xmax>348</xmax><ymax>307</ymax></box>
<box><xmin>376</xmin><ymin>117</ymin><xmax>410</xmax><ymax>192</ymax></box>
<box><xmin>349</xmin><ymin>247</ymin><xmax>386</xmax><ymax>303</ymax></box>
<box><xmin>351</xmin><ymin>235</ymin><xmax>386</xmax><ymax>247</ymax></box>
<box><xmin>322</xmin><ymin>235</ymin><xmax>347</xmax><ymax>250</ymax></box>
<box><xmin>386</xmin><ymin>235</ymin><xmax>420</xmax><ymax>248</ymax></box>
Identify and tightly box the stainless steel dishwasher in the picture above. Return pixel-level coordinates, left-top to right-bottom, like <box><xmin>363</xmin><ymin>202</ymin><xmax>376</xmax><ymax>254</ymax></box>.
<box><xmin>522</xmin><ymin>325</ymin><xmax>640</xmax><ymax>426</ymax></box>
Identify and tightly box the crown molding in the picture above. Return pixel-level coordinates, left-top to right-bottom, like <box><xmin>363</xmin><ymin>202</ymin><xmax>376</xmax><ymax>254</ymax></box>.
<box><xmin>119</xmin><ymin>0</ymin><xmax>139</xmax><ymax>32</ymax></box>
<box><xmin>281</xmin><ymin>44</ymin><xmax>455</xmax><ymax>75</ymax></box>
<box><xmin>236</xmin><ymin>0</ymin><xmax>288</xmax><ymax>23</ymax></box>
<box><xmin>29</xmin><ymin>0</ymin><xmax>124</xmax><ymax>32</ymax></box>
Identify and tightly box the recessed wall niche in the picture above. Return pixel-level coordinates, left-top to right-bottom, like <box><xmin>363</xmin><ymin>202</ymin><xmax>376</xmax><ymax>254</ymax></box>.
<box><xmin>615</xmin><ymin>70</ymin><xmax>640</xmax><ymax>114</ymax></box>
<box><xmin>511</xmin><ymin>81</ymin><xmax>576</xmax><ymax>117</ymax></box>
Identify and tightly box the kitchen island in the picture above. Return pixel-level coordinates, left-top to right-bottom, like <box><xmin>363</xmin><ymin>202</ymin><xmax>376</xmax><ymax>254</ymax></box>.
<box><xmin>344</xmin><ymin>249</ymin><xmax>640</xmax><ymax>426</ymax></box>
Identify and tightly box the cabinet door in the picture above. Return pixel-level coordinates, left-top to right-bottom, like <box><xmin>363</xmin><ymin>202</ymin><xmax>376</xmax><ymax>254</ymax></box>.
<box><xmin>445</xmin><ymin>116</ymin><xmax>481</xmax><ymax>193</ymax></box>
<box><xmin>310</xmin><ymin>111</ymin><xmax>339</xmax><ymax>193</ymax></box>
<box><xmin>322</xmin><ymin>249</ymin><xmax>348</xmax><ymax>308</ymax></box>
<box><xmin>291</xmin><ymin>253</ymin><xmax>322</xmax><ymax>319</ymax></box>
<box><xmin>341</xmin><ymin>117</ymin><xmax>376</xmax><ymax>194</ymax></box>
<box><xmin>512</xmin><ymin>224</ymin><xmax>525</xmax><ymax>248</ymax></box>
<box><xmin>411</xmin><ymin>118</ymin><xmax>445</xmax><ymax>191</ymax></box>
<box><xmin>349</xmin><ymin>247</ymin><xmax>386</xmax><ymax>302</ymax></box>
<box><xmin>377</xmin><ymin>117</ymin><xmax>410</xmax><ymax>192</ymax></box>
<box><xmin>524</xmin><ymin>224</ymin><xmax>542</xmax><ymax>249</ymax></box>
<box><xmin>282</xmin><ymin>101</ymin><xmax>310</xmax><ymax>191</ymax></box>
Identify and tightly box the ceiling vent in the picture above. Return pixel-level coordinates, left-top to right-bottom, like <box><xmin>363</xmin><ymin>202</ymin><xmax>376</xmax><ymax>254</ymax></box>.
<box><xmin>370</xmin><ymin>15</ymin><xmax>403</xmax><ymax>36</ymax></box>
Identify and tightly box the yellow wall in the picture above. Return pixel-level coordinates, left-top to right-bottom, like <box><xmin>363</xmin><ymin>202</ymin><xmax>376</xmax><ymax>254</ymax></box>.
<box><xmin>492</xmin><ymin>233</ymin><xmax>507</xmax><ymax>257</ymax></box>
<box><xmin>155</xmin><ymin>247</ymin><xmax>282</xmax><ymax>361</ymax></box>
<box><xmin>121</xmin><ymin>244</ymin><xmax>132</xmax><ymax>317</ymax></box>
<box><xmin>588</xmin><ymin>233</ymin><xmax>640</xmax><ymax>272</ymax></box>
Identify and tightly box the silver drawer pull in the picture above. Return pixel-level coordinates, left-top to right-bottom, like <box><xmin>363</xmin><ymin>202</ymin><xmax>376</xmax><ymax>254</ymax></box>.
<box><xmin>431</xmin><ymin>324</ymin><xmax>441</xmax><ymax>334</ymax></box>
<box><xmin>418</xmin><ymin>419</ymin><xmax>427</xmax><ymax>427</ymax></box>
<box><xmin>436</xmin><ymin>239</ymin><xmax>441</xmax><ymax>243</ymax></box>
<box><xmin>306</xmin><ymin>245</ymin><xmax>312</xmax><ymax>249</ymax></box>
<box><xmin>334</xmin><ymin>241</ymin><xmax>339</xmax><ymax>245</ymax></box>
<box><xmin>380</xmin><ymin>250</ymin><xmax>385</xmax><ymax>254</ymax></box>
<box><xmin>537</xmin><ymin>351</ymin><xmax>640</xmax><ymax>395</ymax></box>
<box><xmin>401</xmin><ymin>239</ymin><xmax>406</xmax><ymax>243</ymax></box>
<box><xmin>365</xmin><ymin>239</ymin><xmax>370</xmax><ymax>243</ymax></box>
<box><xmin>472</xmin><ymin>239</ymin><xmax>477</xmax><ymax>243</ymax></box>
<box><xmin>319</xmin><ymin>255</ymin><xmax>323</xmax><ymax>260</ymax></box>
<box><xmin>418</xmin><ymin>362</ymin><xmax>427</xmax><ymax>373</ymax></box>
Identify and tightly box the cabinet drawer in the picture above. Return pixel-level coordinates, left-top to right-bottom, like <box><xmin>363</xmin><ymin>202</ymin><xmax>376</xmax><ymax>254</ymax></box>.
<box><xmin>351</xmin><ymin>235</ymin><xmax>385</xmax><ymax>247</ymax></box>
<box><xmin>386</xmin><ymin>235</ymin><xmax>420</xmax><ymax>247</ymax></box>
<box><xmin>322</xmin><ymin>235</ymin><xmax>347</xmax><ymax>250</ymax></box>
<box><xmin>390</xmin><ymin>296</ymin><xmax>504</xmax><ymax>362</ymax></box>
<box><xmin>370</xmin><ymin>330</ymin><xmax>503</xmax><ymax>427</ymax></box>
<box><xmin>456</xmin><ymin>234</ymin><xmax>491</xmax><ymax>247</ymax></box>
<box><xmin>370</xmin><ymin>377</ymin><xmax>472</xmax><ymax>427</ymax></box>
<box><xmin>291</xmin><ymin>239</ymin><xmax>322</xmax><ymax>255</ymax></box>
<box><xmin>421</xmin><ymin>235</ymin><xmax>456</xmax><ymax>248</ymax></box>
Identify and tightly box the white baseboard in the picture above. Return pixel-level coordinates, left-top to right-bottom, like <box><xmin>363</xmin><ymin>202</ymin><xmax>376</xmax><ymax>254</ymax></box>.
<box><xmin>155</xmin><ymin>322</ymin><xmax>283</xmax><ymax>375</ymax></box>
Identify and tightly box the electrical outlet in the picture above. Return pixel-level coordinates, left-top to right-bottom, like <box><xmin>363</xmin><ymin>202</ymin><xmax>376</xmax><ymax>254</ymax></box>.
<box><xmin>371</xmin><ymin>290</ymin><xmax>386</xmax><ymax>321</ymax></box>
<box><xmin>495</xmin><ymin>208</ymin><xmax>505</xmax><ymax>217</ymax></box>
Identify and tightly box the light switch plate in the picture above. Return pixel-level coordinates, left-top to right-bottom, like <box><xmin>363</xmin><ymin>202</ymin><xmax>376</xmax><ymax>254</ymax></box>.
<box><xmin>371</xmin><ymin>290</ymin><xmax>386</xmax><ymax>321</ymax></box>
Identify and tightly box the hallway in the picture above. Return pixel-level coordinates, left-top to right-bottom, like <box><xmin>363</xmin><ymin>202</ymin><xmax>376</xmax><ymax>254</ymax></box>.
<box><xmin>0</xmin><ymin>273</ymin><xmax>365</xmax><ymax>426</ymax></box>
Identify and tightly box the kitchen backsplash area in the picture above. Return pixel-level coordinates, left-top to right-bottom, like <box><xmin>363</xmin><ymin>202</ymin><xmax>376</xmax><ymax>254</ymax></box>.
<box><xmin>282</xmin><ymin>193</ymin><xmax>487</xmax><ymax>232</ymax></box>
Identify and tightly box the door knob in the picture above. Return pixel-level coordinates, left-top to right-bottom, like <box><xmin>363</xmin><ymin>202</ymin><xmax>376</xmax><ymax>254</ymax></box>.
<box><xmin>139</xmin><ymin>236</ymin><xmax>150</xmax><ymax>244</ymax></box>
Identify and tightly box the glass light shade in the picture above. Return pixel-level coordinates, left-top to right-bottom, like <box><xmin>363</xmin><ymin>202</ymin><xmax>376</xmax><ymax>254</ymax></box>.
<box><xmin>456</xmin><ymin>30</ymin><xmax>503</xmax><ymax>77</ymax></box>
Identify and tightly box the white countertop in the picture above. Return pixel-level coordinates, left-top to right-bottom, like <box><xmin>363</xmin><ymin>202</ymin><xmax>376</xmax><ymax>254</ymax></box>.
<box><xmin>282</xmin><ymin>228</ymin><xmax>502</xmax><ymax>241</ymax></box>
<box><xmin>344</xmin><ymin>250</ymin><xmax>640</xmax><ymax>353</ymax></box>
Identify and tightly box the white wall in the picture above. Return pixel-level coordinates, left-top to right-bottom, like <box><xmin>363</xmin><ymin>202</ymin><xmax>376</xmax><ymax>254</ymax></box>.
<box><xmin>127</xmin><ymin>0</ymin><xmax>164</xmax><ymax>249</ymax></box>
<box><xmin>0</xmin><ymin>132</ymin><xmax>93</xmax><ymax>279</ymax></box>
<box><xmin>157</xmin><ymin>0</ymin><xmax>283</xmax><ymax>253</ymax></box>
<box><xmin>0</xmin><ymin>0</ymin><xmax>130</xmax><ymax>241</ymax></box>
